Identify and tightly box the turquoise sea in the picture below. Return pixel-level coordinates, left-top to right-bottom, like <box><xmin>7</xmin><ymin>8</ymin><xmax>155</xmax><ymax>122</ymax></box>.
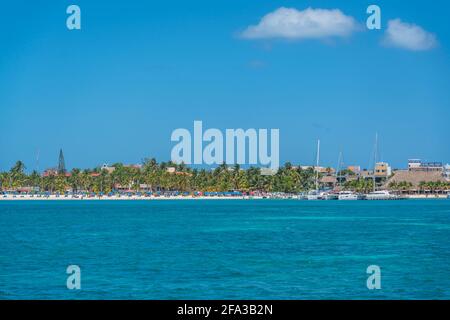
<box><xmin>0</xmin><ymin>200</ymin><xmax>449</xmax><ymax>299</ymax></box>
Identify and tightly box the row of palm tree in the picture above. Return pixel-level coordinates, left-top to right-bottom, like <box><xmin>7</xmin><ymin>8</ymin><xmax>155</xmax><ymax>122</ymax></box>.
<box><xmin>343</xmin><ymin>178</ymin><xmax>375</xmax><ymax>193</ymax></box>
<box><xmin>388</xmin><ymin>181</ymin><xmax>450</xmax><ymax>193</ymax></box>
<box><xmin>0</xmin><ymin>160</ymin><xmax>320</xmax><ymax>194</ymax></box>
<box><xmin>339</xmin><ymin>177</ymin><xmax>449</xmax><ymax>194</ymax></box>
<box><xmin>2</xmin><ymin>160</ymin><xmax>449</xmax><ymax>194</ymax></box>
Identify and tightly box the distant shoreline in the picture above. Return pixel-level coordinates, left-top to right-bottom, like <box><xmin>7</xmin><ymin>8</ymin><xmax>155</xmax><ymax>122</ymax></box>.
<box><xmin>0</xmin><ymin>194</ymin><xmax>263</xmax><ymax>201</ymax></box>
<box><xmin>0</xmin><ymin>195</ymin><xmax>448</xmax><ymax>201</ymax></box>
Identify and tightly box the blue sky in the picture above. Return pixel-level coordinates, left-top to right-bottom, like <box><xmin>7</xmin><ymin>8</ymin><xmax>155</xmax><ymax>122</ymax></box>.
<box><xmin>1</xmin><ymin>0</ymin><xmax>449</xmax><ymax>171</ymax></box>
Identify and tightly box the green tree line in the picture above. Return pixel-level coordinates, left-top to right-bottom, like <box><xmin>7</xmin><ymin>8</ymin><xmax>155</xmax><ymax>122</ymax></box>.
<box><xmin>2</xmin><ymin>160</ymin><xmax>448</xmax><ymax>194</ymax></box>
<box><xmin>0</xmin><ymin>160</ymin><xmax>319</xmax><ymax>194</ymax></box>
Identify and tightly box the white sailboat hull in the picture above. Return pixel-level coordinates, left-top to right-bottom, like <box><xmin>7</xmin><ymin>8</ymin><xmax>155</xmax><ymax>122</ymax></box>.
<box><xmin>366</xmin><ymin>194</ymin><xmax>393</xmax><ymax>200</ymax></box>
<box><xmin>338</xmin><ymin>192</ymin><xmax>362</xmax><ymax>200</ymax></box>
<box><xmin>325</xmin><ymin>194</ymin><xmax>339</xmax><ymax>200</ymax></box>
<box><xmin>338</xmin><ymin>194</ymin><xmax>359</xmax><ymax>200</ymax></box>
<box><xmin>365</xmin><ymin>191</ymin><xmax>401</xmax><ymax>200</ymax></box>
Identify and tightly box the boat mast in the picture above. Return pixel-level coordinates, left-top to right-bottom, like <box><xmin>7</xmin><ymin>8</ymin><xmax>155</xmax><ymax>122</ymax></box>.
<box><xmin>373</xmin><ymin>133</ymin><xmax>378</xmax><ymax>192</ymax></box>
<box><xmin>315</xmin><ymin>139</ymin><xmax>320</xmax><ymax>191</ymax></box>
<box><xmin>336</xmin><ymin>151</ymin><xmax>343</xmax><ymax>189</ymax></box>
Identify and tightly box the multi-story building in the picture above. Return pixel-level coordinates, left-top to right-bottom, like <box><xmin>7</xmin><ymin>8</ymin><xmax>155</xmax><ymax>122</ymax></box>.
<box><xmin>408</xmin><ymin>159</ymin><xmax>443</xmax><ymax>172</ymax></box>
<box><xmin>408</xmin><ymin>159</ymin><xmax>422</xmax><ymax>171</ymax></box>
<box><xmin>445</xmin><ymin>164</ymin><xmax>450</xmax><ymax>180</ymax></box>
<box><xmin>375</xmin><ymin>162</ymin><xmax>392</xmax><ymax>178</ymax></box>
<box><xmin>347</xmin><ymin>166</ymin><xmax>361</xmax><ymax>175</ymax></box>
<box><xmin>360</xmin><ymin>169</ymin><xmax>372</xmax><ymax>178</ymax></box>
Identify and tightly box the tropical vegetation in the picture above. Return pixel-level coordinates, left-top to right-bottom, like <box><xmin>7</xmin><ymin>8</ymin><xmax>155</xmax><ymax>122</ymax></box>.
<box><xmin>1</xmin><ymin>160</ymin><xmax>449</xmax><ymax>195</ymax></box>
<box><xmin>0</xmin><ymin>160</ymin><xmax>319</xmax><ymax>194</ymax></box>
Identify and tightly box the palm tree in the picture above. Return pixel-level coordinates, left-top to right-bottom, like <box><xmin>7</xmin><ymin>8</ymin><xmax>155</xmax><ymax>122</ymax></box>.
<box><xmin>388</xmin><ymin>181</ymin><xmax>398</xmax><ymax>191</ymax></box>
<box><xmin>0</xmin><ymin>172</ymin><xmax>10</xmax><ymax>191</ymax></box>
<box><xmin>10</xmin><ymin>161</ymin><xmax>26</xmax><ymax>189</ymax></box>
<box><xmin>28</xmin><ymin>171</ymin><xmax>41</xmax><ymax>191</ymax></box>
<box><xmin>0</xmin><ymin>157</ymin><xmax>338</xmax><ymax>194</ymax></box>
<box><xmin>69</xmin><ymin>169</ymin><xmax>81</xmax><ymax>192</ymax></box>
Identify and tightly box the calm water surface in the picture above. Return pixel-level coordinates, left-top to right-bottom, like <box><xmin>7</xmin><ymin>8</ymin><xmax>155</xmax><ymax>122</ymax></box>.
<box><xmin>0</xmin><ymin>200</ymin><xmax>449</xmax><ymax>299</ymax></box>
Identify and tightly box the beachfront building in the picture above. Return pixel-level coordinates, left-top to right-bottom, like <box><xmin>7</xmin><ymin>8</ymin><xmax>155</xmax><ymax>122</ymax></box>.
<box><xmin>42</xmin><ymin>168</ymin><xmax>58</xmax><ymax>177</ymax></box>
<box><xmin>356</xmin><ymin>166</ymin><xmax>387</xmax><ymax>187</ymax></box>
<box><xmin>386</xmin><ymin>170</ymin><xmax>448</xmax><ymax>195</ymax></box>
<box><xmin>300</xmin><ymin>166</ymin><xmax>335</xmax><ymax>174</ymax></box>
<box><xmin>164</xmin><ymin>167</ymin><xmax>192</xmax><ymax>177</ymax></box>
<box><xmin>320</xmin><ymin>176</ymin><xmax>337</xmax><ymax>189</ymax></box>
<box><xmin>444</xmin><ymin>164</ymin><xmax>450</xmax><ymax>180</ymax></box>
<box><xmin>408</xmin><ymin>159</ymin><xmax>422</xmax><ymax>171</ymax></box>
<box><xmin>408</xmin><ymin>159</ymin><xmax>443</xmax><ymax>172</ymax></box>
<box><xmin>114</xmin><ymin>184</ymin><xmax>133</xmax><ymax>192</ymax></box>
<box><xmin>347</xmin><ymin>166</ymin><xmax>361</xmax><ymax>175</ymax></box>
<box><xmin>359</xmin><ymin>169</ymin><xmax>372</xmax><ymax>179</ymax></box>
<box><xmin>375</xmin><ymin>162</ymin><xmax>392</xmax><ymax>178</ymax></box>
<box><xmin>41</xmin><ymin>149</ymin><xmax>71</xmax><ymax>177</ymax></box>
<box><xmin>42</xmin><ymin>168</ymin><xmax>71</xmax><ymax>177</ymax></box>
<box><xmin>101</xmin><ymin>164</ymin><xmax>116</xmax><ymax>174</ymax></box>
<box><xmin>139</xmin><ymin>184</ymin><xmax>152</xmax><ymax>191</ymax></box>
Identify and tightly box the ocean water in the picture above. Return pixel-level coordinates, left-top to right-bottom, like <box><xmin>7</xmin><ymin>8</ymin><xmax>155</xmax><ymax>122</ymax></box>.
<box><xmin>0</xmin><ymin>200</ymin><xmax>449</xmax><ymax>300</ymax></box>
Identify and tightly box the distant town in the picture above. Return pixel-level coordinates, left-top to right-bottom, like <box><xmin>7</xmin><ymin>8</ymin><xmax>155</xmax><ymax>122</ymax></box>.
<box><xmin>0</xmin><ymin>149</ymin><xmax>449</xmax><ymax>199</ymax></box>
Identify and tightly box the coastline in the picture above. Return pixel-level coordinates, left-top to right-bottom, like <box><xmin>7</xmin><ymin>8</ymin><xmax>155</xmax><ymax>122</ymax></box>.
<box><xmin>0</xmin><ymin>194</ymin><xmax>447</xmax><ymax>201</ymax></box>
<box><xmin>0</xmin><ymin>195</ymin><xmax>262</xmax><ymax>201</ymax></box>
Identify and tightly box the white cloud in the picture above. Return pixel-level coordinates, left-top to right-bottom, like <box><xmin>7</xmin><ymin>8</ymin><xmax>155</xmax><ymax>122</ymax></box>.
<box><xmin>384</xmin><ymin>19</ymin><xmax>437</xmax><ymax>51</ymax></box>
<box><xmin>241</xmin><ymin>7</ymin><xmax>358</xmax><ymax>40</ymax></box>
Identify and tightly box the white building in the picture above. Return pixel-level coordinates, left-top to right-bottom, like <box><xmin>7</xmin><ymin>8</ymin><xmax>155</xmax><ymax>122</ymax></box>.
<box><xmin>408</xmin><ymin>159</ymin><xmax>422</xmax><ymax>171</ymax></box>
<box><xmin>408</xmin><ymin>159</ymin><xmax>443</xmax><ymax>172</ymax></box>
<box><xmin>101</xmin><ymin>163</ymin><xmax>116</xmax><ymax>173</ymax></box>
<box><xmin>445</xmin><ymin>164</ymin><xmax>450</xmax><ymax>180</ymax></box>
<box><xmin>375</xmin><ymin>162</ymin><xmax>392</xmax><ymax>177</ymax></box>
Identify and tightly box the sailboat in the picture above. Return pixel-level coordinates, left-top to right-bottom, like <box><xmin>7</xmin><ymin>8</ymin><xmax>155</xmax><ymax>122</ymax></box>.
<box><xmin>366</xmin><ymin>190</ymin><xmax>399</xmax><ymax>200</ymax></box>
<box><xmin>306</xmin><ymin>140</ymin><xmax>322</xmax><ymax>200</ymax></box>
<box><xmin>324</xmin><ymin>151</ymin><xmax>342</xmax><ymax>200</ymax></box>
<box><xmin>365</xmin><ymin>133</ymin><xmax>400</xmax><ymax>200</ymax></box>
<box><xmin>338</xmin><ymin>190</ymin><xmax>363</xmax><ymax>200</ymax></box>
<box><xmin>321</xmin><ymin>150</ymin><xmax>361</xmax><ymax>201</ymax></box>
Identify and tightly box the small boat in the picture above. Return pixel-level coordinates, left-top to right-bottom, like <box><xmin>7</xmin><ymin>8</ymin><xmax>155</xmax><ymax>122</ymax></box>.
<box><xmin>365</xmin><ymin>190</ymin><xmax>400</xmax><ymax>200</ymax></box>
<box><xmin>306</xmin><ymin>190</ymin><xmax>322</xmax><ymax>200</ymax></box>
<box><xmin>306</xmin><ymin>139</ymin><xmax>322</xmax><ymax>201</ymax></box>
<box><xmin>324</xmin><ymin>192</ymin><xmax>339</xmax><ymax>200</ymax></box>
<box><xmin>338</xmin><ymin>191</ymin><xmax>362</xmax><ymax>201</ymax></box>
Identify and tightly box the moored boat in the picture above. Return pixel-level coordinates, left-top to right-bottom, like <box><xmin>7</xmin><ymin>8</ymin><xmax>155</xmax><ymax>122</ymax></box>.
<box><xmin>305</xmin><ymin>139</ymin><xmax>323</xmax><ymax>200</ymax></box>
<box><xmin>338</xmin><ymin>191</ymin><xmax>363</xmax><ymax>200</ymax></box>
<box><xmin>365</xmin><ymin>190</ymin><xmax>400</xmax><ymax>200</ymax></box>
<box><xmin>306</xmin><ymin>190</ymin><xmax>322</xmax><ymax>200</ymax></box>
<box><xmin>324</xmin><ymin>192</ymin><xmax>339</xmax><ymax>200</ymax></box>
